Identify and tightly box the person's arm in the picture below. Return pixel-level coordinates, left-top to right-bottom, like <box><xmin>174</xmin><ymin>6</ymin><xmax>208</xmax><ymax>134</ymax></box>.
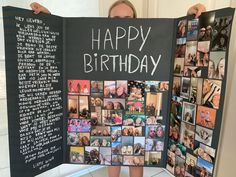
<box><xmin>30</xmin><ymin>2</ymin><xmax>51</xmax><ymax>14</ymax></box>
<box><xmin>187</xmin><ymin>3</ymin><xmax>206</xmax><ymax>18</ymax></box>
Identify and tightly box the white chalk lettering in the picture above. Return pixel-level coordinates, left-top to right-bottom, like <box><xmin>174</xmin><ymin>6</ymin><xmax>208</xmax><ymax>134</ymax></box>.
<box><xmin>128</xmin><ymin>26</ymin><xmax>139</xmax><ymax>49</ymax></box>
<box><xmin>84</xmin><ymin>54</ymin><xmax>93</xmax><ymax>73</ymax></box>
<box><xmin>140</xmin><ymin>26</ymin><xmax>151</xmax><ymax>51</ymax></box>
<box><xmin>150</xmin><ymin>55</ymin><xmax>161</xmax><ymax>76</ymax></box>
<box><xmin>104</xmin><ymin>29</ymin><xmax>114</xmax><ymax>50</ymax></box>
<box><xmin>92</xmin><ymin>28</ymin><xmax>100</xmax><ymax>50</ymax></box>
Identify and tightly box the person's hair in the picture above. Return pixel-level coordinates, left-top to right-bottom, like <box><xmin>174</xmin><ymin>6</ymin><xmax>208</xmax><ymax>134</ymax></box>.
<box><xmin>108</xmin><ymin>0</ymin><xmax>137</xmax><ymax>18</ymax></box>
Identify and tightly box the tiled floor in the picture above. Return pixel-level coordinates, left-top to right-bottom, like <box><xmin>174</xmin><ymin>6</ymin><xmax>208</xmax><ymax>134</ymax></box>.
<box><xmin>79</xmin><ymin>167</ymin><xmax>173</xmax><ymax>177</ymax></box>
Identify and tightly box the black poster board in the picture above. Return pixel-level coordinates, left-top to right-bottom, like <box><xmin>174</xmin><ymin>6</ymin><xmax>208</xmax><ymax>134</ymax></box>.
<box><xmin>2</xmin><ymin>6</ymin><xmax>234</xmax><ymax>177</ymax></box>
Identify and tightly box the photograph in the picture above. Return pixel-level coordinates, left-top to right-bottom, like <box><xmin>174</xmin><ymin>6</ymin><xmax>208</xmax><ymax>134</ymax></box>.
<box><xmin>68</xmin><ymin>95</ymin><xmax>78</xmax><ymax>118</ymax></box>
<box><xmin>146</xmin><ymin>124</ymin><xmax>165</xmax><ymax>139</ymax></box>
<box><xmin>112</xmin><ymin>142</ymin><xmax>122</xmax><ymax>155</ymax></box>
<box><xmin>102</xmin><ymin>110</ymin><xmax>123</xmax><ymax>125</ymax></box>
<box><xmin>166</xmin><ymin>150</ymin><xmax>175</xmax><ymax>174</ymax></box>
<box><xmin>112</xmin><ymin>155</ymin><xmax>123</xmax><ymax>165</ymax></box>
<box><xmin>177</xmin><ymin>19</ymin><xmax>187</xmax><ymax>38</ymax></box>
<box><xmin>123</xmin><ymin>114</ymin><xmax>145</xmax><ymax>126</ymax></box>
<box><xmin>133</xmin><ymin>136</ymin><xmax>145</xmax><ymax>155</ymax></box>
<box><xmin>211</xmin><ymin>16</ymin><xmax>233</xmax><ymax>51</ymax></box>
<box><xmin>194</xmin><ymin>143</ymin><xmax>215</xmax><ymax>163</ymax></box>
<box><xmin>180</xmin><ymin>77</ymin><xmax>191</xmax><ymax>99</ymax></box>
<box><xmin>189</xmin><ymin>78</ymin><xmax>203</xmax><ymax>104</ymax></box>
<box><xmin>146</xmin><ymin>92</ymin><xmax>163</xmax><ymax>116</ymax></box>
<box><xmin>179</xmin><ymin>122</ymin><xmax>195</xmax><ymax>149</ymax></box>
<box><xmin>174</xmin><ymin>57</ymin><xmax>185</xmax><ymax>76</ymax></box>
<box><xmin>146</xmin><ymin>115</ymin><xmax>163</xmax><ymax>125</ymax></box>
<box><xmin>116</xmin><ymin>80</ymin><xmax>128</xmax><ymax>98</ymax></box>
<box><xmin>91</xmin><ymin>126</ymin><xmax>110</xmax><ymax>136</ymax></box>
<box><xmin>172</xmin><ymin>76</ymin><xmax>181</xmax><ymax>97</ymax></box>
<box><xmin>90</xmin><ymin>106</ymin><xmax>102</xmax><ymax>126</ymax></box>
<box><xmin>68</xmin><ymin>80</ymin><xmax>90</xmax><ymax>95</ymax></box>
<box><xmin>187</xmin><ymin>19</ymin><xmax>199</xmax><ymax>41</ymax></box>
<box><xmin>159</xmin><ymin>81</ymin><xmax>169</xmax><ymax>91</ymax></box>
<box><xmin>78</xmin><ymin>96</ymin><xmax>90</xmax><ymax>118</ymax></box>
<box><xmin>70</xmin><ymin>147</ymin><xmax>84</xmax><ymax>164</ymax></box>
<box><xmin>99</xmin><ymin>147</ymin><xmax>112</xmax><ymax>165</ymax></box>
<box><xmin>196</xmin><ymin>106</ymin><xmax>217</xmax><ymax>129</ymax></box>
<box><xmin>174</xmin><ymin>156</ymin><xmax>185</xmax><ymax>177</ymax></box>
<box><xmin>202</xmin><ymin>79</ymin><xmax>222</xmax><ymax>109</ymax></box>
<box><xmin>84</xmin><ymin>147</ymin><xmax>100</xmax><ymax>164</ymax></box>
<box><xmin>126</xmin><ymin>101</ymin><xmax>144</xmax><ymax>114</ymax></box>
<box><xmin>90</xmin><ymin>93</ymin><xmax>103</xmax><ymax>107</ymax></box>
<box><xmin>121</xmin><ymin>136</ymin><xmax>134</xmax><ymax>155</ymax></box>
<box><xmin>196</xmin><ymin>50</ymin><xmax>209</xmax><ymax>67</ymax></box>
<box><xmin>145</xmin><ymin>151</ymin><xmax>162</xmax><ymax>166</ymax></box>
<box><xmin>103</xmin><ymin>98</ymin><xmax>126</xmax><ymax>110</ymax></box>
<box><xmin>185</xmin><ymin>153</ymin><xmax>197</xmax><ymax>176</ymax></box>
<box><xmin>68</xmin><ymin>119</ymin><xmax>91</xmax><ymax>133</ymax></box>
<box><xmin>145</xmin><ymin>81</ymin><xmax>160</xmax><ymax>92</ymax></box>
<box><xmin>90</xmin><ymin>136</ymin><xmax>111</xmax><ymax>147</ymax></box>
<box><xmin>91</xmin><ymin>81</ymin><xmax>103</xmax><ymax>93</ymax></box>
<box><xmin>195</xmin><ymin>157</ymin><xmax>213</xmax><ymax>177</ymax></box>
<box><xmin>104</xmin><ymin>81</ymin><xmax>116</xmax><ymax>98</ymax></box>
<box><xmin>198</xmin><ymin>12</ymin><xmax>215</xmax><ymax>41</ymax></box>
<box><xmin>182</xmin><ymin>102</ymin><xmax>196</xmax><ymax>125</ymax></box>
<box><xmin>127</xmin><ymin>80</ymin><xmax>145</xmax><ymax>101</ymax></box>
<box><xmin>123</xmin><ymin>156</ymin><xmax>144</xmax><ymax>166</ymax></box>
<box><xmin>168</xmin><ymin>139</ymin><xmax>186</xmax><ymax>159</ymax></box>
<box><xmin>111</xmin><ymin>126</ymin><xmax>122</xmax><ymax>142</ymax></box>
<box><xmin>208</xmin><ymin>51</ymin><xmax>226</xmax><ymax>80</ymax></box>
<box><xmin>183</xmin><ymin>66</ymin><xmax>202</xmax><ymax>77</ymax></box>
<box><xmin>122</xmin><ymin>126</ymin><xmax>142</xmax><ymax>136</ymax></box>
<box><xmin>171</xmin><ymin>96</ymin><xmax>183</xmax><ymax>120</ymax></box>
<box><xmin>175</xmin><ymin>38</ymin><xmax>187</xmax><ymax>58</ymax></box>
<box><xmin>67</xmin><ymin>132</ymin><xmax>90</xmax><ymax>146</ymax></box>
<box><xmin>195</xmin><ymin>125</ymin><xmax>213</xmax><ymax>146</ymax></box>
<box><xmin>185</xmin><ymin>41</ymin><xmax>198</xmax><ymax>66</ymax></box>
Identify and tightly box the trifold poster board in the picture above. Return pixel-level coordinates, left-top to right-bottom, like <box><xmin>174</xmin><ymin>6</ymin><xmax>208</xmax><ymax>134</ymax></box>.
<box><xmin>2</xmin><ymin>6</ymin><xmax>234</xmax><ymax>177</ymax></box>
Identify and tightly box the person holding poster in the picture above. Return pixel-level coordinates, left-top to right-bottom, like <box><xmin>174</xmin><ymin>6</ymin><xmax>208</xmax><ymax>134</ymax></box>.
<box><xmin>30</xmin><ymin>1</ymin><xmax>206</xmax><ymax>177</ymax></box>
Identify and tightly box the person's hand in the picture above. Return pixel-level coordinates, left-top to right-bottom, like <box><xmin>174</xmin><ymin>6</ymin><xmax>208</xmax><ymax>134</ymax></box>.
<box><xmin>187</xmin><ymin>3</ymin><xmax>206</xmax><ymax>18</ymax></box>
<box><xmin>30</xmin><ymin>2</ymin><xmax>51</xmax><ymax>14</ymax></box>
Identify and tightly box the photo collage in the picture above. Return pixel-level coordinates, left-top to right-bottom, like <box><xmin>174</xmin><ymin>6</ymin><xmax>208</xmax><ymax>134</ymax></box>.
<box><xmin>168</xmin><ymin>12</ymin><xmax>232</xmax><ymax>177</ymax></box>
<box><xmin>67</xmin><ymin>80</ymin><xmax>169</xmax><ymax>166</ymax></box>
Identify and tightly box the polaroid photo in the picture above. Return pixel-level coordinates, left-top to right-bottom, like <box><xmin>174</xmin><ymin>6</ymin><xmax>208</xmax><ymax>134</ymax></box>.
<box><xmin>68</xmin><ymin>95</ymin><xmax>78</xmax><ymax>118</ymax></box>
<box><xmin>145</xmin><ymin>151</ymin><xmax>162</xmax><ymax>166</ymax></box>
<box><xmin>189</xmin><ymin>78</ymin><xmax>203</xmax><ymax>104</ymax></box>
<box><xmin>196</xmin><ymin>157</ymin><xmax>214</xmax><ymax>177</ymax></box>
<box><xmin>211</xmin><ymin>16</ymin><xmax>233</xmax><ymax>51</ymax></box>
<box><xmin>99</xmin><ymin>147</ymin><xmax>112</xmax><ymax>165</ymax></box>
<box><xmin>70</xmin><ymin>147</ymin><xmax>84</xmax><ymax>164</ymax></box>
<box><xmin>195</xmin><ymin>125</ymin><xmax>213</xmax><ymax>146</ymax></box>
<box><xmin>91</xmin><ymin>81</ymin><xmax>103</xmax><ymax>93</ymax></box>
<box><xmin>123</xmin><ymin>115</ymin><xmax>145</xmax><ymax>126</ymax></box>
<box><xmin>84</xmin><ymin>146</ymin><xmax>100</xmax><ymax>164</ymax></box>
<box><xmin>146</xmin><ymin>92</ymin><xmax>163</xmax><ymax>116</ymax></box>
<box><xmin>172</xmin><ymin>76</ymin><xmax>181</xmax><ymax>97</ymax></box>
<box><xmin>202</xmin><ymin>79</ymin><xmax>222</xmax><ymax>109</ymax></box>
<box><xmin>123</xmin><ymin>156</ymin><xmax>144</xmax><ymax>166</ymax></box>
<box><xmin>174</xmin><ymin>58</ymin><xmax>185</xmax><ymax>76</ymax></box>
<box><xmin>68</xmin><ymin>119</ymin><xmax>91</xmax><ymax>133</ymax></box>
<box><xmin>198</xmin><ymin>12</ymin><xmax>215</xmax><ymax>41</ymax></box>
<box><xmin>185</xmin><ymin>153</ymin><xmax>197</xmax><ymax>176</ymax></box>
<box><xmin>208</xmin><ymin>51</ymin><xmax>226</xmax><ymax>80</ymax></box>
<box><xmin>121</xmin><ymin>136</ymin><xmax>134</xmax><ymax>155</ymax></box>
<box><xmin>196</xmin><ymin>105</ymin><xmax>217</xmax><ymax>129</ymax></box>
<box><xmin>177</xmin><ymin>19</ymin><xmax>187</xmax><ymax>38</ymax></box>
<box><xmin>187</xmin><ymin>19</ymin><xmax>199</xmax><ymax>41</ymax></box>
<box><xmin>112</xmin><ymin>155</ymin><xmax>123</xmax><ymax>165</ymax></box>
<box><xmin>128</xmin><ymin>81</ymin><xmax>145</xmax><ymax>101</ymax></box>
<box><xmin>134</xmin><ymin>136</ymin><xmax>145</xmax><ymax>155</ymax></box>
<box><xmin>166</xmin><ymin>150</ymin><xmax>175</xmax><ymax>174</ymax></box>
<box><xmin>180</xmin><ymin>77</ymin><xmax>191</xmax><ymax>99</ymax></box>
<box><xmin>145</xmin><ymin>81</ymin><xmax>160</xmax><ymax>92</ymax></box>
<box><xmin>103</xmin><ymin>98</ymin><xmax>126</xmax><ymax>110</ymax></box>
<box><xmin>179</xmin><ymin>122</ymin><xmax>195</xmax><ymax>149</ymax></box>
<box><xmin>104</xmin><ymin>81</ymin><xmax>116</xmax><ymax>98</ymax></box>
<box><xmin>111</xmin><ymin>126</ymin><xmax>122</xmax><ymax>143</ymax></box>
<box><xmin>175</xmin><ymin>38</ymin><xmax>187</xmax><ymax>58</ymax></box>
<box><xmin>185</xmin><ymin>41</ymin><xmax>198</xmax><ymax>66</ymax></box>
<box><xmin>91</xmin><ymin>126</ymin><xmax>110</xmax><ymax>136</ymax></box>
